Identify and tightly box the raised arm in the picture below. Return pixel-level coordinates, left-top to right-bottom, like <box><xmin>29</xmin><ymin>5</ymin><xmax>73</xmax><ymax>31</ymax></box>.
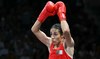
<box><xmin>55</xmin><ymin>1</ymin><xmax>74</xmax><ymax>47</ymax></box>
<box><xmin>55</xmin><ymin>1</ymin><xmax>74</xmax><ymax>57</ymax></box>
<box><xmin>31</xmin><ymin>1</ymin><xmax>56</xmax><ymax>47</ymax></box>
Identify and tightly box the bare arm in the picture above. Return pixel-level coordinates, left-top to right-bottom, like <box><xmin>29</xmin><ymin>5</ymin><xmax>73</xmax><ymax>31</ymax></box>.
<box><xmin>55</xmin><ymin>1</ymin><xmax>74</xmax><ymax>58</ymax></box>
<box><xmin>55</xmin><ymin>1</ymin><xmax>74</xmax><ymax>47</ymax></box>
<box><xmin>61</xmin><ymin>20</ymin><xmax>74</xmax><ymax>47</ymax></box>
<box><xmin>31</xmin><ymin>20</ymin><xmax>50</xmax><ymax>47</ymax></box>
<box><xmin>31</xmin><ymin>1</ymin><xmax>56</xmax><ymax>47</ymax></box>
<box><xmin>61</xmin><ymin>20</ymin><xmax>74</xmax><ymax>58</ymax></box>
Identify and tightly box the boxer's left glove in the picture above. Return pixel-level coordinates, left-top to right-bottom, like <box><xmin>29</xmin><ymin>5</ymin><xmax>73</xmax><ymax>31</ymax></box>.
<box><xmin>37</xmin><ymin>1</ymin><xmax>57</xmax><ymax>23</ymax></box>
<box><xmin>55</xmin><ymin>1</ymin><xmax>66</xmax><ymax>21</ymax></box>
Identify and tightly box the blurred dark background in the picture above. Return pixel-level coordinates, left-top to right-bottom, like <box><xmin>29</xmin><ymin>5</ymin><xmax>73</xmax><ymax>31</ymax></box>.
<box><xmin>0</xmin><ymin>0</ymin><xmax>100</xmax><ymax>59</ymax></box>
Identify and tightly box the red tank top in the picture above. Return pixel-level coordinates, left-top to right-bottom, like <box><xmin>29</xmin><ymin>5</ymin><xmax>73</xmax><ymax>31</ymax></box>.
<box><xmin>49</xmin><ymin>43</ymin><xmax>71</xmax><ymax>59</ymax></box>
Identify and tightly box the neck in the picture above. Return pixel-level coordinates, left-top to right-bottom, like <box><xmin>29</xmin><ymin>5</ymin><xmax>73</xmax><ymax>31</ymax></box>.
<box><xmin>53</xmin><ymin>42</ymin><xmax>61</xmax><ymax>48</ymax></box>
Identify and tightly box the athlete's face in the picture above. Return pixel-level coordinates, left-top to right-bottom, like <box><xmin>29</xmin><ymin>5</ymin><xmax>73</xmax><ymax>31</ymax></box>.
<box><xmin>50</xmin><ymin>28</ymin><xmax>61</xmax><ymax>45</ymax></box>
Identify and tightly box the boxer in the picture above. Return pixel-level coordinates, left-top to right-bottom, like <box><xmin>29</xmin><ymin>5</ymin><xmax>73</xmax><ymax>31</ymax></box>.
<box><xmin>31</xmin><ymin>1</ymin><xmax>74</xmax><ymax>59</ymax></box>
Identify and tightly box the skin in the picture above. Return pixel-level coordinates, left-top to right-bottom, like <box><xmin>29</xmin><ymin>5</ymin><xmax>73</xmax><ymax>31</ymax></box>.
<box><xmin>50</xmin><ymin>28</ymin><xmax>62</xmax><ymax>47</ymax></box>
<box><xmin>31</xmin><ymin>20</ymin><xmax>74</xmax><ymax>58</ymax></box>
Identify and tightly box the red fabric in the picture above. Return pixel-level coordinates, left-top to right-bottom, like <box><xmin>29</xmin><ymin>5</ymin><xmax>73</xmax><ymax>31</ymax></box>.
<box><xmin>55</xmin><ymin>1</ymin><xmax>66</xmax><ymax>21</ymax></box>
<box><xmin>37</xmin><ymin>1</ymin><xmax>56</xmax><ymax>23</ymax></box>
<box><xmin>49</xmin><ymin>43</ymin><xmax>71</xmax><ymax>59</ymax></box>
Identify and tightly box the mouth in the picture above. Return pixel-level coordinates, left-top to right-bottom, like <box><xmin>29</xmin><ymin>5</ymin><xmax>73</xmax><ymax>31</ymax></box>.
<box><xmin>53</xmin><ymin>40</ymin><xmax>57</xmax><ymax>44</ymax></box>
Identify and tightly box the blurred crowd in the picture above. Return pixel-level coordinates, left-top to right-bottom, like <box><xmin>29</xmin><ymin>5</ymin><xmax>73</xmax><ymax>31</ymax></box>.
<box><xmin>0</xmin><ymin>0</ymin><xmax>100</xmax><ymax>59</ymax></box>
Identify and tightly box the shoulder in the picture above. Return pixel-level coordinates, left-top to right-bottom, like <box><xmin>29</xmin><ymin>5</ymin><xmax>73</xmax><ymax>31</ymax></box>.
<box><xmin>46</xmin><ymin>37</ymin><xmax>52</xmax><ymax>47</ymax></box>
<box><xmin>63</xmin><ymin>39</ymin><xmax>74</xmax><ymax>58</ymax></box>
<box><xmin>66</xmin><ymin>46</ymin><xmax>74</xmax><ymax>59</ymax></box>
<box><xmin>47</xmin><ymin>39</ymin><xmax>53</xmax><ymax>52</ymax></box>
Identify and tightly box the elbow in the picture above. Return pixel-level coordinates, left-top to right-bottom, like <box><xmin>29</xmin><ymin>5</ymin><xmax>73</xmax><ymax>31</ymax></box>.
<box><xmin>31</xmin><ymin>20</ymin><xmax>41</xmax><ymax>33</ymax></box>
<box><xmin>31</xmin><ymin>26</ymin><xmax>36</xmax><ymax>33</ymax></box>
<box><xmin>63</xmin><ymin>30</ymin><xmax>71</xmax><ymax>37</ymax></box>
<box><xmin>63</xmin><ymin>29</ymin><xmax>70</xmax><ymax>35</ymax></box>
<box><xmin>31</xmin><ymin>26</ymin><xmax>34</xmax><ymax>33</ymax></box>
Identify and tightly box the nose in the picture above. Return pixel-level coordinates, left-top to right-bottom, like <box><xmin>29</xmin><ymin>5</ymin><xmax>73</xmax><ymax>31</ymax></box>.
<box><xmin>51</xmin><ymin>35</ymin><xmax>54</xmax><ymax>39</ymax></box>
<box><xmin>52</xmin><ymin>37</ymin><xmax>56</xmax><ymax>41</ymax></box>
<box><xmin>51</xmin><ymin>35</ymin><xmax>56</xmax><ymax>41</ymax></box>
<box><xmin>51</xmin><ymin>36</ymin><xmax>56</xmax><ymax>39</ymax></box>
<box><xmin>52</xmin><ymin>37</ymin><xmax>55</xmax><ymax>40</ymax></box>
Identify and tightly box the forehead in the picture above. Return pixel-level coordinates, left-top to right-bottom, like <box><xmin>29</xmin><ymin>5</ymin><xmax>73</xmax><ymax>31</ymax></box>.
<box><xmin>50</xmin><ymin>28</ymin><xmax>59</xmax><ymax>32</ymax></box>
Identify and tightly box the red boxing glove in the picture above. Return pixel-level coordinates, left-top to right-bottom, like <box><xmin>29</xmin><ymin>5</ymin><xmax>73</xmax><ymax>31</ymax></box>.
<box><xmin>55</xmin><ymin>1</ymin><xmax>66</xmax><ymax>21</ymax></box>
<box><xmin>37</xmin><ymin>1</ymin><xmax>57</xmax><ymax>23</ymax></box>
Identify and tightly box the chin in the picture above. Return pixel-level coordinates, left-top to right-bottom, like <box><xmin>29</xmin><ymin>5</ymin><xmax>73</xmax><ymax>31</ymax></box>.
<box><xmin>53</xmin><ymin>42</ymin><xmax>58</xmax><ymax>45</ymax></box>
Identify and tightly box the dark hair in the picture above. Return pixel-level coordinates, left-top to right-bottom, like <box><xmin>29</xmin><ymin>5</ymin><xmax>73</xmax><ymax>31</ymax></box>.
<box><xmin>51</xmin><ymin>23</ymin><xmax>63</xmax><ymax>35</ymax></box>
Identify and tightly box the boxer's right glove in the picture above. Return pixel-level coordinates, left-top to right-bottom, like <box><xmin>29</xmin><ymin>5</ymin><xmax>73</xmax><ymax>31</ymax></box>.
<box><xmin>37</xmin><ymin>1</ymin><xmax>57</xmax><ymax>23</ymax></box>
<box><xmin>55</xmin><ymin>1</ymin><xmax>66</xmax><ymax>21</ymax></box>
